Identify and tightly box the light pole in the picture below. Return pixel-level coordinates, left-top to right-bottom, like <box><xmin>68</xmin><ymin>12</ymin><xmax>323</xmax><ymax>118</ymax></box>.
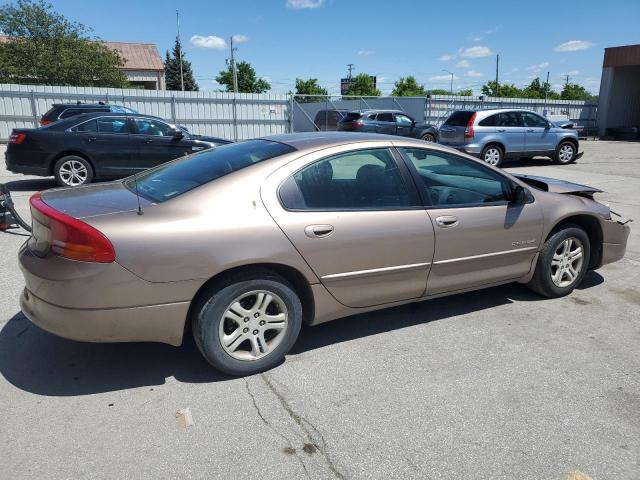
<box><xmin>176</xmin><ymin>10</ymin><xmax>184</xmax><ymax>91</ymax></box>
<box><xmin>442</xmin><ymin>69</ymin><xmax>454</xmax><ymax>95</ymax></box>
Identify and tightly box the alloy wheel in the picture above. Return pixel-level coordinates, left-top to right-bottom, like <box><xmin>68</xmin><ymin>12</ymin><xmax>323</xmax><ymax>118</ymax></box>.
<box><xmin>558</xmin><ymin>144</ymin><xmax>575</xmax><ymax>163</ymax></box>
<box><xmin>484</xmin><ymin>147</ymin><xmax>501</xmax><ymax>166</ymax></box>
<box><xmin>59</xmin><ymin>160</ymin><xmax>88</xmax><ymax>186</ymax></box>
<box><xmin>550</xmin><ymin>237</ymin><xmax>584</xmax><ymax>287</ymax></box>
<box><xmin>218</xmin><ymin>290</ymin><xmax>289</xmax><ymax>361</ymax></box>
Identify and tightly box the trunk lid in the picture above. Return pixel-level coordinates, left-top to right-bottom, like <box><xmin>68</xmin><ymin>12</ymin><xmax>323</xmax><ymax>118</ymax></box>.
<box><xmin>40</xmin><ymin>181</ymin><xmax>152</xmax><ymax>219</ymax></box>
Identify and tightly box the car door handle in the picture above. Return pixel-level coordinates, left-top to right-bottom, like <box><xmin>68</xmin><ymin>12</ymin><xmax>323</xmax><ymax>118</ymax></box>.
<box><xmin>87</xmin><ymin>136</ymin><xmax>97</xmax><ymax>142</ymax></box>
<box><xmin>435</xmin><ymin>216</ymin><xmax>458</xmax><ymax>228</ymax></box>
<box><xmin>526</xmin><ymin>129</ymin><xmax>534</xmax><ymax>132</ymax></box>
<box><xmin>304</xmin><ymin>224</ymin><xmax>334</xmax><ymax>238</ymax></box>
<box><xmin>497</xmin><ymin>129</ymin><xmax>506</xmax><ymax>132</ymax></box>
<box><xmin>143</xmin><ymin>137</ymin><xmax>152</xmax><ymax>144</ymax></box>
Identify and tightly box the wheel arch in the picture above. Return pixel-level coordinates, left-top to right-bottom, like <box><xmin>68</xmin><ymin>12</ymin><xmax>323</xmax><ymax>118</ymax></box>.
<box><xmin>547</xmin><ymin>214</ymin><xmax>603</xmax><ymax>269</ymax></box>
<box><xmin>482</xmin><ymin>140</ymin><xmax>506</xmax><ymax>154</ymax></box>
<box><xmin>49</xmin><ymin>151</ymin><xmax>95</xmax><ymax>176</ymax></box>
<box><xmin>184</xmin><ymin>262</ymin><xmax>315</xmax><ymax>342</ymax></box>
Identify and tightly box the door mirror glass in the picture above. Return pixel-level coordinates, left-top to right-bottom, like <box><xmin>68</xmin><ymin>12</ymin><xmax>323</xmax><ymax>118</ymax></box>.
<box><xmin>170</xmin><ymin>128</ymin><xmax>184</xmax><ymax>139</ymax></box>
<box><xmin>511</xmin><ymin>185</ymin><xmax>528</xmax><ymax>204</ymax></box>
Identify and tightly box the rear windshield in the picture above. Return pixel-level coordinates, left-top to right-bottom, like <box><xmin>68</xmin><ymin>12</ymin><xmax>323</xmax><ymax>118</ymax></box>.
<box><xmin>444</xmin><ymin>111</ymin><xmax>475</xmax><ymax>127</ymax></box>
<box><xmin>343</xmin><ymin>112</ymin><xmax>362</xmax><ymax>121</ymax></box>
<box><xmin>124</xmin><ymin>140</ymin><xmax>296</xmax><ymax>203</ymax></box>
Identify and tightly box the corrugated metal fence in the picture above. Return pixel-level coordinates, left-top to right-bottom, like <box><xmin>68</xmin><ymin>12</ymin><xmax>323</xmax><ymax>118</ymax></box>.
<box><xmin>0</xmin><ymin>84</ymin><xmax>291</xmax><ymax>141</ymax></box>
<box><xmin>292</xmin><ymin>95</ymin><xmax>598</xmax><ymax>135</ymax></box>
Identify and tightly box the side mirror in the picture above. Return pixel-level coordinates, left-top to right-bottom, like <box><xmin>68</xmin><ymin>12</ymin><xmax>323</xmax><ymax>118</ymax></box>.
<box><xmin>511</xmin><ymin>185</ymin><xmax>528</xmax><ymax>204</ymax></box>
<box><xmin>170</xmin><ymin>128</ymin><xmax>184</xmax><ymax>139</ymax></box>
<box><xmin>544</xmin><ymin>121</ymin><xmax>551</xmax><ymax>129</ymax></box>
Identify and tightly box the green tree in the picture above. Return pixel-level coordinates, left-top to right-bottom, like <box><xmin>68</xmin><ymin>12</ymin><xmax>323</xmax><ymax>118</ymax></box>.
<box><xmin>216</xmin><ymin>61</ymin><xmax>270</xmax><ymax>93</ymax></box>
<box><xmin>294</xmin><ymin>77</ymin><xmax>327</xmax><ymax>102</ymax></box>
<box><xmin>426</xmin><ymin>89</ymin><xmax>454</xmax><ymax>96</ymax></box>
<box><xmin>457</xmin><ymin>89</ymin><xmax>473</xmax><ymax>96</ymax></box>
<box><xmin>345</xmin><ymin>73</ymin><xmax>381</xmax><ymax>97</ymax></box>
<box><xmin>481</xmin><ymin>81</ymin><xmax>522</xmax><ymax>98</ymax></box>
<box><xmin>521</xmin><ymin>77</ymin><xmax>559</xmax><ymax>99</ymax></box>
<box><xmin>0</xmin><ymin>0</ymin><xmax>128</xmax><ymax>87</ymax></box>
<box><xmin>561</xmin><ymin>83</ymin><xmax>595</xmax><ymax>101</ymax></box>
<box><xmin>391</xmin><ymin>76</ymin><xmax>426</xmax><ymax>96</ymax></box>
<box><xmin>164</xmin><ymin>37</ymin><xmax>198</xmax><ymax>91</ymax></box>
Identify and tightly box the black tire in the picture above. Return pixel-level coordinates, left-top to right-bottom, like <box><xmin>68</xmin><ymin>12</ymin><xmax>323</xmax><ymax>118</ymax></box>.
<box><xmin>527</xmin><ymin>224</ymin><xmax>590</xmax><ymax>298</ymax></box>
<box><xmin>421</xmin><ymin>132</ymin><xmax>436</xmax><ymax>143</ymax></box>
<box><xmin>192</xmin><ymin>271</ymin><xmax>303</xmax><ymax>376</ymax></box>
<box><xmin>480</xmin><ymin>144</ymin><xmax>504</xmax><ymax>167</ymax></box>
<box><xmin>53</xmin><ymin>155</ymin><xmax>94</xmax><ymax>187</ymax></box>
<box><xmin>553</xmin><ymin>141</ymin><xmax>577</xmax><ymax>164</ymax></box>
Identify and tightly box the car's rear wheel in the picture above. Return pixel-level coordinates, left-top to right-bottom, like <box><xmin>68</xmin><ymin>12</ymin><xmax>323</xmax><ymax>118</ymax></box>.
<box><xmin>54</xmin><ymin>156</ymin><xmax>93</xmax><ymax>187</ymax></box>
<box><xmin>527</xmin><ymin>224</ymin><xmax>590</xmax><ymax>298</ymax></box>
<box><xmin>192</xmin><ymin>273</ymin><xmax>302</xmax><ymax>376</ymax></box>
<box><xmin>554</xmin><ymin>141</ymin><xmax>577</xmax><ymax>164</ymax></box>
<box><xmin>481</xmin><ymin>144</ymin><xmax>504</xmax><ymax>167</ymax></box>
<box><xmin>421</xmin><ymin>132</ymin><xmax>436</xmax><ymax>143</ymax></box>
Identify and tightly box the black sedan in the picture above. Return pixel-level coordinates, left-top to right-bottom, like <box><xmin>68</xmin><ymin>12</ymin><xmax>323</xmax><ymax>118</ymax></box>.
<box><xmin>5</xmin><ymin>112</ymin><xmax>232</xmax><ymax>187</ymax></box>
<box><xmin>337</xmin><ymin>109</ymin><xmax>439</xmax><ymax>142</ymax></box>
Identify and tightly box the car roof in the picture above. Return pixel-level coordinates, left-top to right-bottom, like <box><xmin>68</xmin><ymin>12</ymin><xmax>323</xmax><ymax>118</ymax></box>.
<box><xmin>454</xmin><ymin>108</ymin><xmax>542</xmax><ymax>116</ymax></box>
<box><xmin>262</xmin><ymin>131</ymin><xmax>440</xmax><ymax>151</ymax></box>
<box><xmin>350</xmin><ymin>109</ymin><xmax>405</xmax><ymax>114</ymax></box>
<box><xmin>57</xmin><ymin>111</ymin><xmax>164</xmax><ymax>124</ymax></box>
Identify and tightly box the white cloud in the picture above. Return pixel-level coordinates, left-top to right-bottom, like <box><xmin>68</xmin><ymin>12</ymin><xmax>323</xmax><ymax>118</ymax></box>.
<box><xmin>286</xmin><ymin>0</ymin><xmax>324</xmax><ymax>9</ymax></box>
<box><xmin>465</xmin><ymin>70</ymin><xmax>483</xmax><ymax>77</ymax></box>
<box><xmin>554</xmin><ymin>40</ymin><xmax>594</xmax><ymax>52</ymax></box>
<box><xmin>526</xmin><ymin>62</ymin><xmax>550</xmax><ymax>73</ymax></box>
<box><xmin>473</xmin><ymin>36</ymin><xmax>482</xmax><ymax>42</ymax></box>
<box><xmin>439</xmin><ymin>54</ymin><xmax>453</xmax><ymax>61</ymax></box>
<box><xmin>430</xmin><ymin>74</ymin><xmax>458</xmax><ymax>81</ymax></box>
<box><xmin>232</xmin><ymin>34</ymin><xmax>249</xmax><ymax>44</ymax></box>
<box><xmin>485</xmin><ymin>26</ymin><xmax>500</xmax><ymax>35</ymax></box>
<box><xmin>562</xmin><ymin>69</ymin><xmax>579</xmax><ymax>76</ymax></box>
<box><xmin>459</xmin><ymin>46</ymin><xmax>493</xmax><ymax>58</ymax></box>
<box><xmin>456</xmin><ymin>59</ymin><xmax>471</xmax><ymax>68</ymax></box>
<box><xmin>190</xmin><ymin>35</ymin><xmax>226</xmax><ymax>50</ymax></box>
<box><xmin>357</xmin><ymin>50</ymin><xmax>374</xmax><ymax>56</ymax></box>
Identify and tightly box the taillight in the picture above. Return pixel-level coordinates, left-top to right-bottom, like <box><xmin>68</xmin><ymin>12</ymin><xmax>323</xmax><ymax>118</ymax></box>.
<box><xmin>9</xmin><ymin>133</ymin><xmax>26</xmax><ymax>144</ymax></box>
<box><xmin>40</xmin><ymin>119</ymin><xmax>51</xmax><ymax>126</ymax></box>
<box><xmin>29</xmin><ymin>192</ymin><xmax>115</xmax><ymax>263</ymax></box>
<box><xmin>352</xmin><ymin>120</ymin><xmax>364</xmax><ymax>129</ymax></box>
<box><xmin>464</xmin><ymin>112</ymin><xmax>477</xmax><ymax>140</ymax></box>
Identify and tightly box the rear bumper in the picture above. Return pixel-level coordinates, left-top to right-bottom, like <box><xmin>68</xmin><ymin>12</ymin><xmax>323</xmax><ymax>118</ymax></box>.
<box><xmin>439</xmin><ymin>143</ymin><xmax>482</xmax><ymax>156</ymax></box>
<box><xmin>5</xmin><ymin>151</ymin><xmax>49</xmax><ymax>176</ymax></box>
<box><xmin>20</xmin><ymin>287</ymin><xmax>189</xmax><ymax>346</ymax></box>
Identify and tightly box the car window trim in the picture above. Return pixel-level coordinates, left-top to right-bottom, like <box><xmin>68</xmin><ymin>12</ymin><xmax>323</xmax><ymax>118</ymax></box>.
<box><xmin>276</xmin><ymin>146</ymin><xmax>423</xmax><ymax>212</ymax></box>
<box><xmin>395</xmin><ymin>146</ymin><xmax>531</xmax><ymax>209</ymax></box>
<box><xmin>66</xmin><ymin>115</ymin><xmax>132</xmax><ymax>135</ymax></box>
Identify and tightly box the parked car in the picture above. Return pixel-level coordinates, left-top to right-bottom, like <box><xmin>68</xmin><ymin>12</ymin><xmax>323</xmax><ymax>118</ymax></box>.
<box><xmin>338</xmin><ymin>109</ymin><xmax>439</xmax><ymax>142</ymax></box>
<box><xmin>5</xmin><ymin>112</ymin><xmax>231</xmax><ymax>187</ymax></box>
<box><xmin>177</xmin><ymin>125</ymin><xmax>234</xmax><ymax>145</ymax></box>
<box><xmin>40</xmin><ymin>102</ymin><xmax>139</xmax><ymax>126</ymax></box>
<box><xmin>18</xmin><ymin>132</ymin><xmax>629</xmax><ymax>376</ymax></box>
<box><xmin>438</xmin><ymin>109</ymin><xmax>581</xmax><ymax>167</ymax></box>
<box><xmin>313</xmin><ymin>109</ymin><xmax>349</xmax><ymax>131</ymax></box>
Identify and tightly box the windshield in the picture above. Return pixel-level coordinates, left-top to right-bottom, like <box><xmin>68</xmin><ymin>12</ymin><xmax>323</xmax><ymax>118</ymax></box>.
<box><xmin>124</xmin><ymin>140</ymin><xmax>296</xmax><ymax>203</ymax></box>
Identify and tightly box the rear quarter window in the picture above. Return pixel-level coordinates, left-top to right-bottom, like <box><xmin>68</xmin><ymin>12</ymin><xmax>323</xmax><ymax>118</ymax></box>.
<box><xmin>478</xmin><ymin>114</ymin><xmax>498</xmax><ymax>127</ymax></box>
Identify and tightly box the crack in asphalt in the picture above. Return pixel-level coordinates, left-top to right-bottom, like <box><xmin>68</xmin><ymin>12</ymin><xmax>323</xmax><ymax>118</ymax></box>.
<box><xmin>243</xmin><ymin>377</ymin><xmax>311</xmax><ymax>479</ymax></box>
<box><xmin>260</xmin><ymin>373</ymin><xmax>347</xmax><ymax>480</ymax></box>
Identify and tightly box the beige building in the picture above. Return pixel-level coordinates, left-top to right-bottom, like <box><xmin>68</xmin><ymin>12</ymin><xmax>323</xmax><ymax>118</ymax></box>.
<box><xmin>103</xmin><ymin>41</ymin><xmax>165</xmax><ymax>90</ymax></box>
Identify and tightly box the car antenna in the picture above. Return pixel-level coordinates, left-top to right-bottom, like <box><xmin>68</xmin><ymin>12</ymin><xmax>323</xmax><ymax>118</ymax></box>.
<box><xmin>133</xmin><ymin>170</ymin><xmax>143</xmax><ymax>215</ymax></box>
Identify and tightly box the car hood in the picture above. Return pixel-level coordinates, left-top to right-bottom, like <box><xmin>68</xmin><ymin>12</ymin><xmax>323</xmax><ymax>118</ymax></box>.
<box><xmin>40</xmin><ymin>181</ymin><xmax>153</xmax><ymax>219</ymax></box>
<box><xmin>514</xmin><ymin>174</ymin><xmax>602</xmax><ymax>196</ymax></box>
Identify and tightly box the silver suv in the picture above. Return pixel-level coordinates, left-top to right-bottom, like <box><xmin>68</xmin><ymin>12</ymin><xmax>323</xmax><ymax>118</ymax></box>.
<box><xmin>438</xmin><ymin>109</ymin><xmax>580</xmax><ymax>167</ymax></box>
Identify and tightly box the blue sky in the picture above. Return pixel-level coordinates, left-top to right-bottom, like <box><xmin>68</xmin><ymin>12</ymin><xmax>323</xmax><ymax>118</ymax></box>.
<box><xmin>45</xmin><ymin>0</ymin><xmax>640</xmax><ymax>95</ymax></box>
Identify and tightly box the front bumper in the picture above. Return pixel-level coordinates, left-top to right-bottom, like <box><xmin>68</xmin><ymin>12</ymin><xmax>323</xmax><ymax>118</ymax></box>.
<box><xmin>20</xmin><ymin>288</ymin><xmax>189</xmax><ymax>346</ymax></box>
<box><xmin>599</xmin><ymin>219</ymin><xmax>631</xmax><ymax>267</ymax></box>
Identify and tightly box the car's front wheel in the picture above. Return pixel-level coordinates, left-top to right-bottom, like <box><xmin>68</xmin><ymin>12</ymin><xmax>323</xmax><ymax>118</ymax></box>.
<box><xmin>527</xmin><ymin>224</ymin><xmax>590</xmax><ymax>298</ymax></box>
<box><xmin>554</xmin><ymin>141</ymin><xmax>577</xmax><ymax>164</ymax></box>
<box><xmin>192</xmin><ymin>272</ymin><xmax>302</xmax><ymax>376</ymax></box>
<box><xmin>54</xmin><ymin>156</ymin><xmax>94</xmax><ymax>187</ymax></box>
<box><xmin>421</xmin><ymin>132</ymin><xmax>436</xmax><ymax>143</ymax></box>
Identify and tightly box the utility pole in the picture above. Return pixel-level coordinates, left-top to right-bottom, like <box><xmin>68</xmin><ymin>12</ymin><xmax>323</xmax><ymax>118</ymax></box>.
<box><xmin>565</xmin><ymin>74</ymin><xmax>570</xmax><ymax>87</ymax></box>
<box><xmin>442</xmin><ymin>69</ymin><xmax>454</xmax><ymax>95</ymax></box>
<box><xmin>176</xmin><ymin>10</ymin><xmax>184</xmax><ymax>91</ymax></box>
<box><xmin>544</xmin><ymin>71</ymin><xmax>550</xmax><ymax>113</ymax></box>
<box><xmin>230</xmin><ymin>36</ymin><xmax>239</xmax><ymax>94</ymax></box>
<box><xmin>347</xmin><ymin>63</ymin><xmax>355</xmax><ymax>79</ymax></box>
<box><xmin>495</xmin><ymin>54</ymin><xmax>499</xmax><ymax>97</ymax></box>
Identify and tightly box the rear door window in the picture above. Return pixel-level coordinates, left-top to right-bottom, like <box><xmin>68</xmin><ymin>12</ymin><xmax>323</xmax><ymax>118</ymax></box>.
<box><xmin>478</xmin><ymin>114</ymin><xmax>498</xmax><ymax>127</ymax></box>
<box><xmin>72</xmin><ymin>119</ymin><xmax>98</xmax><ymax>133</ymax></box>
<box><xmin>376</xmin><ymin>113</ymin><xmax>394</xmax><ymax>122</ymax></box>
<box><xmin>497</xmin><ymin>112</ymin><xmax>524</xmax><ymax>127</ymax></box>
<box><xmin>444</xmin><ymin>111</ymin><xmax>474</xmax><ymax>127</ymax></box>
<box><xmin>343</xmin><ymin>112</ymin><xmax>362</xmax><ymax>122</ymax></box>
<box><xmin>279</xmin><ymin>148</ymin><xmax>416</xmax><ymax>210</ymax></box>
<box><xmin>96</xmin><ymin>117</ymin><xmax>130</xmax><ymax>134</ymax></box>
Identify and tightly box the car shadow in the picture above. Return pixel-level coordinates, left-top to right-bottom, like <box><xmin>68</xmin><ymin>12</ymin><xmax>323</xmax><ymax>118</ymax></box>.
<box><xmin>0</xmin><ymin>272</ymin><xmax>603</xmax><ymax>397</ymax></box>
<box><xmin>4</xmin><ymin>178</ymin><xmax>58</xmax><ymax>192</ymax></box>
<box><xmin>504</xmin><ymin>157</ymin><xmax>577</xmax><ymax>168</ymax></box>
